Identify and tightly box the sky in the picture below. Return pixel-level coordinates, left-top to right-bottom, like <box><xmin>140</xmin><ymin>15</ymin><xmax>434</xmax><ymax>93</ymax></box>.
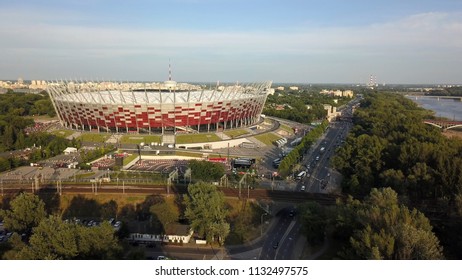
<box><xmin>1</xmin><ymin>0</ymin><xmax>462</xmax><ymax>84</ymax></box>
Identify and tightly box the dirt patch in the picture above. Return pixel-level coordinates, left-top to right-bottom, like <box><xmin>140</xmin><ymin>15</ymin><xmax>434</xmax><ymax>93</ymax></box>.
<box><xmin>442</xmin><ymin>130</ymin><xmax>462</xmax><ymax>140</ymax></box>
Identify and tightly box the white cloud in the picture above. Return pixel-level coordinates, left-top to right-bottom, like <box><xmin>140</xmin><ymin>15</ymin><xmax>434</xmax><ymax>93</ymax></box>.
<box><xmin>0</xmin><ymin>9</ymin><xmax>461</xmax><ymax>83</ymax></box>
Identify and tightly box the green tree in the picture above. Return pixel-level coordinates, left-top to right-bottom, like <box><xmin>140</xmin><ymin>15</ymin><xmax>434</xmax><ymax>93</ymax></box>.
<box><xmin>1</xmin><ymin>233</ymin><xmax>26</xmax><ymax>260</ymax></box>
<box><xmin>1</xmin><ymin>193</ymin><xmax>46</xmax><ymax>234</ymax></box>
<box><xmin>184</xmin><ymin>182</ymin><xmax>229</xmax><ymax>245</ymax></box>
<box><xmin>150</xmin><ymin>199</ymin><xmax>179</xmax><ymax>232</ymax></box>
<box><xmin>299</xmin><ymin>202</ymin><xmax>328</xmax><ymax>245</ymax></box>
<box><xmin>76</xmin><ymin>222</ymin><xmax>122</xmax><ymax>259</ymax></box>
<box><xmin>100</xmin><ymin>200</ymin><xmax>118</xmax><ymax>220</ymax></box>
<box><xmin>0</xmin><ymin>157</ymin><xmax>11</xmax><ymax>172</ymax></box>
<box><xmin>188</xmin><ymin>160</ymin><xmax>225</xmax><ymax>182</ymax></box>
<box><xmin>337</xmin><ymin>188</ymin><xmax>443</xmax><ymax>260</ymax></box>
<box><xmin>18</xmin><ymin>215</ymin><xmax>79</xmax><ymax>259</ymax></box>
<box><xmin>2</xmin><ymin>125</ymin><xmax>15</xmax><ymax>150</ymax></box>
<box><xmin>14</xmin><ymin>131</ymin><xmax>26</xmax><ymax>150</ymax></box>
<box><xmin>10</xmin><ymin>216</ymin><xmax>121</xmax><ymax>260</ymax></box>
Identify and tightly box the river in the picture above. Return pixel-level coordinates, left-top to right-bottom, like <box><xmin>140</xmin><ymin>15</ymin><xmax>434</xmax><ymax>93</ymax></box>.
<box><xmin>407</xmin><ymin>96</ymin><xmax>462</xmax><ymax>121</ymax></box>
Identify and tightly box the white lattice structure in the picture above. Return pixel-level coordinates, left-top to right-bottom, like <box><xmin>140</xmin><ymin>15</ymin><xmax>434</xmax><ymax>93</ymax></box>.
<box><xmin>47</xmin><ymin>81</ymin><xmax>271</xmax><ymax>134</ymax></box>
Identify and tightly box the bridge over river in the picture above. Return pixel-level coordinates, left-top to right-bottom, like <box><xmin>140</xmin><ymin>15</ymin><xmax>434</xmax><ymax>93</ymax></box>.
<box><xmin>423</xmin><ymin>119</ymin><xmax>462</xmax><ymax>130</ymax></box>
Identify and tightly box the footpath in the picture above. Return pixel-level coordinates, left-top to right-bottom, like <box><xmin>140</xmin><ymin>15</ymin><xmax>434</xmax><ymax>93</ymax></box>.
<box><xmin>224</xmin><ymin>215</ymin><xmax>329</xmax><ymax>260</ymax></box>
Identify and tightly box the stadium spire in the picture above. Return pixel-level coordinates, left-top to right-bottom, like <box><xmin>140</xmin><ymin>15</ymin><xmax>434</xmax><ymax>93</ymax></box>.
<box><xmin>168</xmin><ymin>59</ymin><xmax>172</xmax><ymax>81</ymax></box>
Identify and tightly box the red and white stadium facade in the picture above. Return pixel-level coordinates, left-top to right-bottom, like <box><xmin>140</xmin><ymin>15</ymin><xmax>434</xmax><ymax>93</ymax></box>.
<box><xmin>47</xmin><ymin>81</ymin><xmax>271</xmax><ymax>134</ymax></box>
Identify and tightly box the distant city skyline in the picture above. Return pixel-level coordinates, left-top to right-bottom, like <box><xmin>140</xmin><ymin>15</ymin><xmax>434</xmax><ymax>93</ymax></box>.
<box><xmin>1</xmin><ymin>0</ymin><xmax>462</xmax><ymax>84</ymax></box>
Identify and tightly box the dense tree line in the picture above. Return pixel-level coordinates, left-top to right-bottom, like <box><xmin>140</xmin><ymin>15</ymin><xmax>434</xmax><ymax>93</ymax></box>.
<box><xmin>0</xmin><ymin>91</ymin><xmax>55</xmax><ymax>117</ymax></box>
<box><xmin>426</xmin><ymin>86</ymin><xmax>462</xmax><ymax>96</ymax></box>
<box><xmin>0</xmin><ymin>91</ymin><xmax>59</xmax><ymax>153</ymax></box>
<box><xmin>188</xmin><ymin>160</ymin><xmax>225</xmax><ymax>182</ymax></box>
<box><xmin>184</xmin><ymin>182</ymin><xmax>230</xmax><ymax>245</ymax></box>
<box><xmin>262</xmin><ymin>91</ymin><xmax>351</xmax><ymax>123</ymax></box>
<box><xmin>331</xmin><ymin>92</ymin><xmax>462</xmax><ymax>258</ymax></box>
<box><xmin>0</xmin><ymin>193</ymin><xmax>122</xmax><ymax>259</ymax></box>
<box><xmin>0</xmin><ymin>132</ymin><xmax>75</xmax><ymax>172</ymax></box>
<box><xmin>278</xmin><ymin>120</ymin><xmax>329</xmax><ymax>177</ymax></box>
<box><xmin>0</xmin><ymin>115</ymin><xmax>34</xmax><ymax>152</ymax></box>
<box><xmin>301</xmin><ymin>188</ymin><xmax>443</xmax><ymax>259</ymax></box>
<box><xmin>333</xmin><ymin>92</ymin><xmax>462</xmax><ymax>203</ymax></box>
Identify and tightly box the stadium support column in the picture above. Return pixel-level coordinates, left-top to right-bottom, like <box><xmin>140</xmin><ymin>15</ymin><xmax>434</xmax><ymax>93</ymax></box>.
<box><xmin>187</xmin><ymin>89</ymin><xmax>191</xmax><ymax>132</ymax></box>
<box><xmin>144</xmin><ymin>85</ymin><xmax>151</xmax><ymax>134</ymax></box>
<box><xmin>159</xmin><ymin>90</ymin><xmax>164</xmax><ymax>135</ymax></box>
<box><xmin>174</xmin><ymin>90</ymin><xmax>177</xmax><ymax>135</ymax></box>
<box><xmin>47</xmin><ymin>84</ymin><xmax>64</xmax><ymax>127</ymax></box>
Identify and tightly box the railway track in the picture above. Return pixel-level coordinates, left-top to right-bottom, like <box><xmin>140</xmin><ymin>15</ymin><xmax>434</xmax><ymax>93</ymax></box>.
<box><xmin>0</xmin><ymin>183</ymin><xmax>340</xmax><ymax>204</ymax></box>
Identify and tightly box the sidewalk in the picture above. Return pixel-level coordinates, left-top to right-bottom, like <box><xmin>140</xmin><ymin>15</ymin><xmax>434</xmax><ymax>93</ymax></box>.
<box><xmin>226</xmin><ymin>213</ymin><xmax>281</xmax><ymax>260</ymax></box>
<box><xmin>226</xmin><ymin>215</ymin><xmax>329</xmax><ymax>260</ymax></box>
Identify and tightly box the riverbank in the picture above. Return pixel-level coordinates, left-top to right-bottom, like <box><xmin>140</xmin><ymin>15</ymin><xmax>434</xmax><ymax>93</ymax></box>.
<box><xmin>443</xmin><ymin>129</ymin><xmax>462</xmax><ymax>140</ymax></box>
<box><xmin>406</xmin><ymin>95</ymin><xmax>462</xmax><ymax>121</ymax></box>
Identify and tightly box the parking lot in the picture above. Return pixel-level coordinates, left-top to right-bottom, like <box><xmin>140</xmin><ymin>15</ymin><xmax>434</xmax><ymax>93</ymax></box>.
<box><xmin>129</xmin><ymin>159</ymin><xmax>189</xmax><ymax>174</ymax></box>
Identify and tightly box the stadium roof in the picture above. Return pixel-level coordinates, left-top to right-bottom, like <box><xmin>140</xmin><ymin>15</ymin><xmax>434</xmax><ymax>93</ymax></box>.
<box><xmin>51</xmin><ymin>82</ymin><xmax>271</xmax><ymax>105</ymax></box>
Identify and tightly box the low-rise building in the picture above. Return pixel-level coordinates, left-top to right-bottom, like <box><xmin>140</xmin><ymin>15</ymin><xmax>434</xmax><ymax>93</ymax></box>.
<box><xmin>63</xmin><ymin>147</ymin><xmax>78</xmax><ymax>155</ymax></box>
<box><xmin>127</xmin><ymin>223</ymin><xmax>194</xmax><ymax>244</ymax></box>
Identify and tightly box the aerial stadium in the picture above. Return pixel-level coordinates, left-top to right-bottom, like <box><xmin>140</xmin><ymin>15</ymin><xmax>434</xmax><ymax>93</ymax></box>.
<box><xmin>47</xmin><ymin>78</ymin><xmax>271</xmax><ymax>135</ymax></box>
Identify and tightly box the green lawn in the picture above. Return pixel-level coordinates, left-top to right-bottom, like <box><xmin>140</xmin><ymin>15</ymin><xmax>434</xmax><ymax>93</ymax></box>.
<box><xmin>254</xmin><ymin>132</ymin><xmax>283</xmax><ymax>146</ymax></box>
<box><xmin>223</xmin><ymin>129</ymin><xmax>249</xmax><ymax>138</ymax></box>
<box><xmin>123</xmin><ymin>153</ymin><xmax>139</xmax><ymax>165</ymax></box>
<box><xmin>176</xmin><ymin>133</ymin><xmax>221</xmax><ymax>144</ymax></box>
<box><xmin>74</xmin><ymin>172</ymin><xmax>96</xmax><ymax>179</ymax></box>
<box><xmin>77</xmin><ymin>133</ymin><xmax>110</xmax><ymax>143</ymax></box>
<box><xmin>119</xmin><ymin>135</ymin><xmax>162</xmax><ymax>145</ymax></box>
<box><xmin>174</xmin><ymin>151</ymin><xmax>204</xmax><ymax>158</ymax></box>
<box><xmin>51</xmin><ymin>129</ymin><xmax>75</xmax><ymax>138</ymax></box>
<box><xmin>280</xmin><ymin>124</ymin><xmax>294</xmax><ymax>135</ymax></box>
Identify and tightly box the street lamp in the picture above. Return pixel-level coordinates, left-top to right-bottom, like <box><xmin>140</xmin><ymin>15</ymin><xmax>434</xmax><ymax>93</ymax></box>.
<box><xmin>260</xmin><ymin>212</ymin><xmax>268</xmax><ymax>237</ymax></box>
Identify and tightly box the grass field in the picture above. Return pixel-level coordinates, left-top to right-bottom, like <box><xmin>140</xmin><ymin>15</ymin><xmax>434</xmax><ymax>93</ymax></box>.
<box><xmin>174</xmin><ymin>151</ymin><xmax>204</xmax><ymax>158</ymax></box>
<box><xmin>223</xmin><ymin>129</ymin><xmax>249</xmax><ymax>138</ymax></box>
<box><xmin>74</xmin><ymin>172</ymin><xmax>96</xmax><ymax>179</ymax></box>
<box><xmin>51</xmin><ymin>129</ymin><xmax>75</xmax><ymax>138</ymax></box>
<box><xmin>77</xmin><ymin>133</ymin><xmax>110</xmax><ymax>143</ymax></box>
<box><xmin>279</xmin><ymin>124</ymin><xmax>294</xmax><ymax>135</ymax></box>
<box><xmin>51</xmin><ymin>192</ymin><xmax>262</xmax><ymax>245</ymax></box>
<box><xmin>123</xmin><ymin>153</ymin><xmax>139</xmax><ymax>165</ymax></box>
<box><xmin>254</xmin><ymin>132</ymin><xmax>282</xmax><ymax>146</ymax></box>
<box><xmin>224</xmin><ymin>199</ymin><xmax>263</xmax><ymax>245</ymax></box>
<box><xmin>59</xmin><ymin>193</ymin><xmax>148</xmax><ymax>217</ymax></box>
<box><xmin>176</xmin><ymin>133</ymin><xmax>221</xmax><ymax>144</ymax></box>
<box><xmin>119</xmin><ymin>135</ymin><xmax>162</xmax><ymax>145</ymax></box>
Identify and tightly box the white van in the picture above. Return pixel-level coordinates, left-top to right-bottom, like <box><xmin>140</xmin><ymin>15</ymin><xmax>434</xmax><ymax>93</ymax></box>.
<box><xmin>296</xmin><ymin>171</ymin><xmax>306</xmax><ymax>180</ymax></box>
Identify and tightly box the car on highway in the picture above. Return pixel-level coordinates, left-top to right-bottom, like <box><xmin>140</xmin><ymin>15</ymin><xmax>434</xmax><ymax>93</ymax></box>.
<box><xmin>273</xmin><ymin>241</ymin><xmax>279</xmax><ymax>249</ymax></box>
<box><xmin>289</xmin><ymin>209</ymin><xmax>295</xmax><ymax>217</ymax></box>
<box><xmin>300</xmin><ymin>185</ymin><xmax>305</xmax><ymax>191</ymax></box>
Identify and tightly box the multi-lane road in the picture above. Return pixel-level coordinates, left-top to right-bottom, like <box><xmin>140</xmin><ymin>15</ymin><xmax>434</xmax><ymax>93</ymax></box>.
<box><xmin>302</xmin><ymin>120</ymin><xmax>351</xmax><ymax>193</ymax></box>
<box><xmin>296</xmin><ymin>99</ymin><xmax>358</xmax><ymax>194</ymax></box>
<box><xmin>259</xmin><ymin>207</ymin><xmax>301</xmax><ymax>260</ymax></box>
